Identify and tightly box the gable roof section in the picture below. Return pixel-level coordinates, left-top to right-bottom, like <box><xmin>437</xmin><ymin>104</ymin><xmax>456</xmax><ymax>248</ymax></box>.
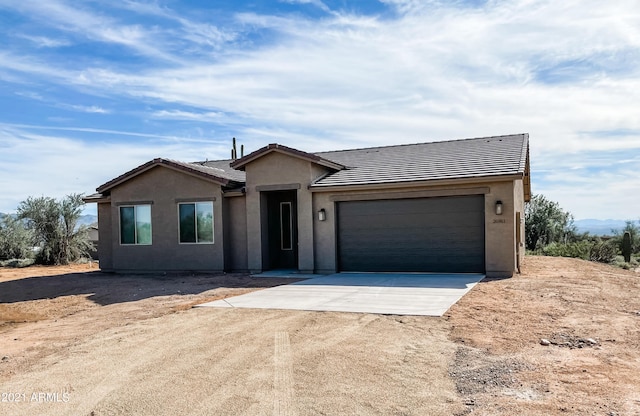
<box><xmin>230</xmin><ymin>143</ymin><xmax>345</xmax><ymax>171</ymax></box>
<box><xmin>312</xmin><ymin>133</ymin><xmax>530</xmax><ymax>188</ymax></box>
<box><xmin>86</xmin><ymin>134</ymin><xmax>530</xmax><ymax>203</ymax></box>
<box><xmin>96</xmin><ymin>158</ymin><xmax>245</xmax><ymax>193</ymax></box>
<box><xmin>193</xmin><ymin>159</ymin><xmax>247</xmax><ymax>183</ymax></box>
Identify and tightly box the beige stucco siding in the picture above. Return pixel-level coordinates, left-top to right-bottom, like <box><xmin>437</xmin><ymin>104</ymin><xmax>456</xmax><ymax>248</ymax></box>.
<box><xmin>223</xmin><ymin>195</ymin><xmax>248</xmax><ymax>272</ymax></box>
<box><xmin>483</xmin><ymin>181</ymin><xmax>516</xmax><ymax>277</ymax></box>
<box><xmin>106</xmin><ymin>166</ymin><xmax>225</xmax><ymax>271</ymax></box>
<box><xmin>513</xmin><ymin>178</ymin><xmax>526</xmax><ymax>270</ymax></box>
<box><xmin>243</xmin><ymin>151</ymin><xmax>330</xmax><ymax>273</ymax></box>
<box><xmin>97</xmin><ymin>202</ymin><xmax>113</xmax><ymax>270</ymax></box>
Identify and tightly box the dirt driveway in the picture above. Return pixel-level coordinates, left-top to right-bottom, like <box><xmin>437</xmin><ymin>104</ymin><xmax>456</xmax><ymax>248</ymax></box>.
<box><xmin>1</xmin><ymin>257</ymin><xmax>639</xmax><ymax>415</ymax></box>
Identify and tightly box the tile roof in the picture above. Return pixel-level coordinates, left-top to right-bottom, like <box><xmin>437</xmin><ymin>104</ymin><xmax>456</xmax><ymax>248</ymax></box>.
<box><xmin>88</xmin><ymin>134</ymin><xmax>529</xmax><ymax>199</ymax></box>
<box><xmin>192</xmin><ymin>159</ymin><xmax>247</xmax><ymax>182</ymax></box>
<box><xmin>229</xmin><ymin>143</ymin><xmax>345</xmax><ymax>171</ymax></box>
<box><xmin>311</xmin><ymin>134</ymin><xmax>529</xmax><ymax>187</ymax></box>
<box><xmin>96</xmin><ymin>158</ymin><xmax>245</xmax><ymax>193</ymax></box>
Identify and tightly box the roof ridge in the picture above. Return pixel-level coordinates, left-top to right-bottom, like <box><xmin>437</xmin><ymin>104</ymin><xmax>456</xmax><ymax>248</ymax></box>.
<box><xmin>315</xmin><ymin>133</ymin><xmax>527</xmax><ymax>155</ymax></box>
<box><xmin>192</xmin><ymin>158</ymin><xmax>235</xmax><ymax>164</ymax></box>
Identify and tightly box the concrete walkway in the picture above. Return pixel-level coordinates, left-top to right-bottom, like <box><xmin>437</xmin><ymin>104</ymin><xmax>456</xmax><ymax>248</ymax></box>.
<box><xmin>197</xmin><ymin>272</ymin><xmax>484</xmax><ymax>316</ymax></box>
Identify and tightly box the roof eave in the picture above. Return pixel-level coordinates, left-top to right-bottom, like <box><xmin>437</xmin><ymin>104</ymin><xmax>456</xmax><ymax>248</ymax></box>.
<box><xmin>82</xmin><ymin>193</ymin><xmax>111</xmax><ymax>204</ymax></box>
<box><xmin>96</xmin><ymin>159</ymin><xmax>233</xmax><ymax>193</ymax></box>
<box><xmin>309</xmin><ymin>173</ymin><xmax>526</xmax><ymax>192</ymax></box>
<box><xmin>523</xmin><ymin>143</ymin><xmax>531</xmax><ymax>202</ymax></box>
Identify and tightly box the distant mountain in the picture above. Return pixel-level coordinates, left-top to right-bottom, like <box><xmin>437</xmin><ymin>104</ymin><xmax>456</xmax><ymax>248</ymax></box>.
<box><xmin>574</xmin><ymin>219</ymin><xmax>629</xmax><ymax>236</ymax></box>
<box><xmin>0</xmin><ymin>212</ymin><xmax>97</xmax><ymax>227</ymax></box>
<box><xmin>77</xmin><ymin>214</ymin><xmax>98</xmax><ymax>227</ymax></box>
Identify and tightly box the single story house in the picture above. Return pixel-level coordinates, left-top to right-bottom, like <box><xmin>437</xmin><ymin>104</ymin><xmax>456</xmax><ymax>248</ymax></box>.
<box><xmin>84</xmin><ymin>133</ymin><xmax>530</xmax><ymax>278</ymax></box>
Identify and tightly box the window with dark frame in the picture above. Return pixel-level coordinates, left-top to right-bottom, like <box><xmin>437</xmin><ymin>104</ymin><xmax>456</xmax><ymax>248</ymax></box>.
<box><xmin>119</xmin><ymin>205</ymin><xmax>152</xmax><ymax>245</ymax></box>
<box><xmin>179</xmin><ymin>202</ymin><xmax>214</xmax><ymax>244</ymax></box>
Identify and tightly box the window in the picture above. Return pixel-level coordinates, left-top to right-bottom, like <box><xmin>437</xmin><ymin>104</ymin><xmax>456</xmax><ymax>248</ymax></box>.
<box><xmin>120</xmin><ymin>205</ymin><xmax>152</xmax><ymax>245</ymax></box>
<box><xmin>280</xmin><ymin>202</ymin><xmax>293</xmax><ymax>250</ymax></box>
<box><xmin>179</xmin><ymin>202</ymin><xmax>214</xmax><ymax>244</ymax></box>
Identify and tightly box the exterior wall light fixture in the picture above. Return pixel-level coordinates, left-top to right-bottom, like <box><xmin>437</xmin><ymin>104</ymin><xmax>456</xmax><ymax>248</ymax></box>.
<box><xmin>495</xmin><ymin>200</ymin><xmax>503</xmax><ymax>215</ymax></box>
<box><xmin>318</xmin><ymin>208</ymin><xmax>327</xmax><ymax>221</ymax></box>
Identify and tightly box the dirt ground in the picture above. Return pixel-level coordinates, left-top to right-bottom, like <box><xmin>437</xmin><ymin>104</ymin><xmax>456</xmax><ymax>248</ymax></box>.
<box><xmin>0</xmin><ymin>257</ymin><xmax>639</xmax><ymax>415</ymax></box>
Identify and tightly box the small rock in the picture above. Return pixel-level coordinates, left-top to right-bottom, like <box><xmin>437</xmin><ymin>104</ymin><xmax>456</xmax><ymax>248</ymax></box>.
<box><xmin>1</xmin><ymin>356</ymin><xmax>9</xmax><ymax>361</ymax></box>
<box><xmin>586</xmin><ymin>338</ymin><xmax>598</xmax><ymax>345</ymax></box>
<box><xmin>540</xmin><ymin>338</ymin><xmax>551</xmax><ymax>346</ymax></box>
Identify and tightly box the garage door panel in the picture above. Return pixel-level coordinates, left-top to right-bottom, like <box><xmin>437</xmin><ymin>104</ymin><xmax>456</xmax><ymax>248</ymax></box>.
<box><xmin>337</xmin><ymin>195</ymin><xmax>485</xmax><ymax>273</ymax></box>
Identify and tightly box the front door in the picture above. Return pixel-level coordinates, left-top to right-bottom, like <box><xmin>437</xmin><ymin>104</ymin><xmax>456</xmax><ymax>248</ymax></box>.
<box><xmin>266</xmin><ymin>191</ymin><xmax>298</xmax><ymax>269</ymax></box>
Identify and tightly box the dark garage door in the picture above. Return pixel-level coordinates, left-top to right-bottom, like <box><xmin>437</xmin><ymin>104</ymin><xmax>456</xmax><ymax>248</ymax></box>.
<box><xmin>337</xmin><ymin>195</ymin><xmax>485</xmax><ymax>273</ymax></box>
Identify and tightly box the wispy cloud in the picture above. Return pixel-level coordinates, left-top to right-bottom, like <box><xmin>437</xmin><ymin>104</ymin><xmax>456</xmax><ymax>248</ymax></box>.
<box><xmin>0</xmin><ymin>123</ymin><xmax>198</xmax><ymax>141</ymax></box>
<box><xmin>0</xmin><ymin>0</ymin><xmax>638</xmax><ymax>218</ymax></box>
<box><xmin>15</xmin><ymin>34</ymin><xmax>71</xmax><ymax>48</ymax></box>
<box><xmin>281</xmin><ymin>0</ymin><xmax>332</xmax><ymax>13</ymax></box>
<box><xmin>0</xmin><ymin>126</ymin><xmax>233</xmax><ymax>213</ymax></box>
<box><xmin>150</xmin><ymin>110</ymin><xmax>224</xmax><ymax>121</ymax></box>
<box><xmin>0</xmin><ymin>0</ymin><xmax>177</xmax><ymax>62</ymax></box>
<box><xmin>65</xmin><ymin>105</ymin><xmax>111</xmax><ymax>114</ymax></box>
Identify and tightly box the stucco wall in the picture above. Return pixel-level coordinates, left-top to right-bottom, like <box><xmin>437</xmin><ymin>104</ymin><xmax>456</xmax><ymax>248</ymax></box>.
<box><xmin>97</xmin><ymin>202</ymin><xmax>113</xmax><ymax>270</ymax></box>
<box><xmin>483</xmin><ymin>181</ymin><xmax>517</xmax><ymax>277</ymax></box>
<box><xmin>223</xmin><ymin>195</ymin><xmax>248</xmax><ymax>272</ymax></box>
<box><xmin>243</xmin><ymin>151</ymin><xmax>329</xmax><ymax>273</ymax></box>
<box><xmin>106</xmin><ymin>166</ymin><xmax>225</xmax><ymax>271</ymax></box>
<box><xmin>513</xmin><ymin>179</ymin><xmax>526</xmax><ymax>270</ymax></box>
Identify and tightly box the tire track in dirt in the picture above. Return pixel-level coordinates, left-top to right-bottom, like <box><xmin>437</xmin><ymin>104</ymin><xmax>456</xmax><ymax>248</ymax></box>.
<box><xmin>88</xmin><ymin>309</ymin><xmax>274</xmax><ymax>415</ymax></box>
<box><xmin>273</xmin><ymin>331</ymin><xmax>295</xmax><ymax>416</ymax></box>
<box><xmin>0</xmin><ymin>316</ymin><xmax>191</xmax><ymax>416</ymax></box>
<box><xmin>59</xmin><ymin>315</ymin><xmax>201</xmax><ymax>416</ymax></box>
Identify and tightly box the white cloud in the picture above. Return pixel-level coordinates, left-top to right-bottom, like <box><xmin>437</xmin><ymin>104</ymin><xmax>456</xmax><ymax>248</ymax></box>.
<box><xmin>0</xmin><ymin>0</ymin><xmax>639</xmax><ymax>218</ymax></box>
<box><xmin>281</xmin><ymin>0</ymin><xmax>331</xmax><ymax>13</ymax></box>
<box><xmin>150</xmin><ymin>110</ymin><xmax>224</xmax><ymax>122</ymax></box>
<box><xmin>0</xmin><ymin>0</ymin><xmax>177</xmax><ymax>62</ymax></box>
<box><xmin>66</xmin><ymin>105</ymin><xmax>110</xmax><ymax>114</ymax></box>
<box><xmin>0</xmin><ymin>126</ymin><xmax>233</xmax><ymax>214</ymax></box>
<box><xmin>16</xmin><ymin>34</ymin><xmax>71</xmax><ymax>48</ymax></box>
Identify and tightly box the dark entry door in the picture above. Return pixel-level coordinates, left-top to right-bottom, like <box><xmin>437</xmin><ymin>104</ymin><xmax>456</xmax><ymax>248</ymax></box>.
<box><xmin>267</xmin><ymin>191</ymin><xmax>298</xmax><ymax>269</ymax></box>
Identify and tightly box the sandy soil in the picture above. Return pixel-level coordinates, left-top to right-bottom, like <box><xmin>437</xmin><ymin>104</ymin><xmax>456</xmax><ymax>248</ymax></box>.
<box><xmin>0</xmin><ymin>257</ymin><xmax>639</xmax><ymax>415</ymax></box>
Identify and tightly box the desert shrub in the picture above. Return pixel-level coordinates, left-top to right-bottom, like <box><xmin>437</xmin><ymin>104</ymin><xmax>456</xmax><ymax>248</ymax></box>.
<box><xmin>589</xmin><ymin>240</ymin><xmax>617</xmax><ymax>263</ymax></box>
<box><xmin>542</xmin><ymin>241</ymin><xmax>592</xmax><ymax>260</ymax></box>
<box><xmin>539</xmin><ymin>239</ymin><xmax>617</xmax><ymax>264</ymax></box>
<box><xmin>525</xmin><ymin>194</ymin><xmax>577</xmax><ymax>250</ymax></box>
<box><xmin>611</xmin><ymin>255</ymin><xmax>640</xmax><ymax>270</ymax></box>
<box><xmin>18</xmin><ymin>194</ymin><xmax>92</xmax><ymax>265</ymax></box>
<box><xmin>610</xmin><ymin>220</ymin><xmax>640</xmax><ymax>255</ymax></box>
<box><xmin>0</xmin><ymin>215</ymin><xmax>34</xmax><ymax>261</ymax></box>
<box><xmin>0</xmin><ymin>258</ymin><xmax>35</xmax><ymax>268</ymax></box>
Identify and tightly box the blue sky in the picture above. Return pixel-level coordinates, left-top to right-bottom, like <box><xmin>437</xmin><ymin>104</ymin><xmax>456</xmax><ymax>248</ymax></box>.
<box><xmin>0</xmin><ymin>0</ymin><xmax>639</xmax><ymax>220</ymax></box>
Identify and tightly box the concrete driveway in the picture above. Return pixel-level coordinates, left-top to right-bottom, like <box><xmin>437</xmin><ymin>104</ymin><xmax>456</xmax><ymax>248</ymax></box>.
<box><xmin>198</xmin><ymin>272</ymin><xmax>484</xmax><ymax>316</ymax></box>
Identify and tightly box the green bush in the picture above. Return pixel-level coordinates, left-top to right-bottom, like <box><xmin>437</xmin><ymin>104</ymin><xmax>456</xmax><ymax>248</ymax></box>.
<box><xmin>18</xmin><ymin>194</ymin><xmax>92</xmax><ymax>265</ymax></box>
<box><xmin>542</xmin><ymin>241</ymin><xmax>592</xmax><ymax>260</ymax></box>
<box><xmin>611</xmin><ymin>255</ymin><xmax>640</xmax><ymax>270</ymax></box>
<box><xmin>0</xmin><ymin>258</ymin><xmax>35</xmax><ymax>268</ymax></box>
<box><xmin>0</xmin><ymin>215</ymin><xmax>34</xmax><ymax>261</ymax></box>
<box><xmin>539</xmin><ymin>239</ymin><xmax>617</xmax><ymax>264</ymax></box>
<box><xmin>589</xmin><ymin>240</ymin><xmax>617</xmax><ymax>263</ymax></box>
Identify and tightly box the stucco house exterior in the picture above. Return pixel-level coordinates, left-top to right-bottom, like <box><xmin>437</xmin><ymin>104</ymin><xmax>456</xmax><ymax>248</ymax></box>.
<box><xmin>84</xmin><ymin>133</ymin><xmax>530</xmax><ymax>278</ymax></box>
